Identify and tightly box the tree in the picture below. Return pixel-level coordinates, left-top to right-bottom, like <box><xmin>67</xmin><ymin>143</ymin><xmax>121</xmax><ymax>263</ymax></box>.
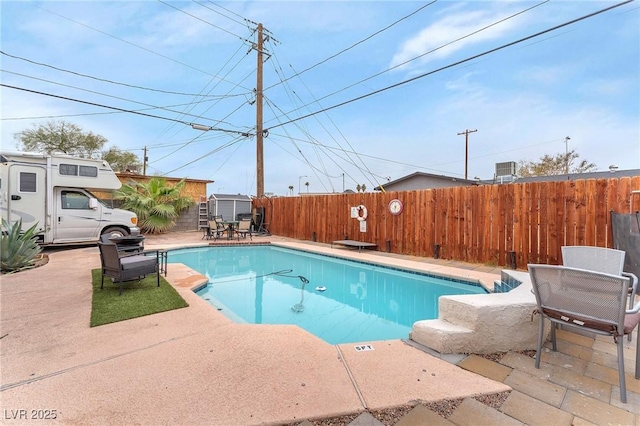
<box><xmin>103</xmin><ymin>147</ymin><xmax>141</xmax><ymax>173</ymax></box>
<box><xmin>288</xmin><ymin>185</ymin><xmax>294</xmax><ymax>196</ymax></box>
<box><xmin>113</xmin><ymin>178</ymin><xmax>192</xmax><ymax>234</ymax></box>
<box><xmin>14</xmin><ymin>120</ymin><xmax>107</xmax><ymax>158</ymax></box>
<box><xmin>305</xmin><ymin>181</ymin><xmax>309</xmax><ymax>193</ymax></box>
<box><xmin>518</xmin><ymin>150</ymin><xmax>597</xmax><ymax>177</ymax></box>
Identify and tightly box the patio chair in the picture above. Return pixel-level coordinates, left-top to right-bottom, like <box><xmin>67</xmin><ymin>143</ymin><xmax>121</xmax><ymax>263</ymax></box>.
<box><xmin>209</xmin><ymin>218</ymin><xmax>228</xmax><ymax>240</ymax></box>
<box><xmin>97</xmin><ymin>241</ymin><xmax>160</xmax><ymax>295</ymax></box>
<box><xmin>562</xmin><ymin>246</ymin><xmax>638</xmax><ymax>311</ymax></box>
<box><xmin>528</xmin><ymin>264</ymin><xmax>640</xmax><ymax>403</ymax></box>
<box><xmin>235</xmin><ymin>218</ymin><xmax>252</xmax><ymax>241</ymax></box>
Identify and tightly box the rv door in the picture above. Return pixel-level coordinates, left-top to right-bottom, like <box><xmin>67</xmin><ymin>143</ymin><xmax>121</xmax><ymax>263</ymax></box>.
<box><xmin>53</xmin><ymin>188</ymin><xmax>102</xmax><ymax>242</ymax></box>
<box><xmin>5</xmin><ymin>163</ymin><xmax>46</xmax><ymax>233</ymax></box>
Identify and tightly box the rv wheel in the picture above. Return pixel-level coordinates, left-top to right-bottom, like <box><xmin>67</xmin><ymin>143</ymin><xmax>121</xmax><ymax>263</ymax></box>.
<box><xmin>102</xmin><ymin>227</ymin><xmax>128</xmax><ymax>239</ymax></box>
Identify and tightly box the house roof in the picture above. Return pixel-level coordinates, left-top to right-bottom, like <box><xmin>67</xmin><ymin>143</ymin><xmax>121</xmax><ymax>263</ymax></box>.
<box><xmin>507</xmin><ymin>169</ymin><xmax>640</xmax><ymax>184</ymax></box>
<box><xmin>374</xmin><ymin>171</ymin><xmax>478</xmax><ymax>191</ymax></box>
<box><xmin>116</xmin><ymin>172</ymin><xmax>214</xmax><ymax>184</ymax></box>
<box><xmin>209</xmin><ymin>193</ymin><xmax>252</xmax><ymax>200</ymax></box>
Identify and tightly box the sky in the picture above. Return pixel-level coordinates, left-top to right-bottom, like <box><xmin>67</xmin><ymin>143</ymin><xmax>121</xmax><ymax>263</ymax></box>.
<box><xmin>1</xmin><ymin>0</ymin><xmax>639</xmax><ymax>197</ymax></box>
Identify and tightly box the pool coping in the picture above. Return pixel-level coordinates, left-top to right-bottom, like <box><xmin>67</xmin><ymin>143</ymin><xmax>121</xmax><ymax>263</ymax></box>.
<box><xmin>164</xmin><ymin>240</ymin><xmax>500</xmax><ymax>294</ymax></box>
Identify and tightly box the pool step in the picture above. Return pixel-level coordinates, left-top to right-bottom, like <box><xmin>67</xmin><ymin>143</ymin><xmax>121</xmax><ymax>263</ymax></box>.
<box><xmin>411</xmin><ymin>270</ymin><xmax>539</xmax><ymax>354</ymax></box>
<box><xmin>411</xmin><ymin>319</ymin><xmax>475</xmax><ymax>354</ymax></box>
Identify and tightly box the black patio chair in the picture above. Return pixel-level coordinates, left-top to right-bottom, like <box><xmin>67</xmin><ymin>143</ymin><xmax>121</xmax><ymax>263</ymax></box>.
<box><xmin>97</xmin><ymin>241</ymin><xmax>160</xmax><ymax>295</ymax></box>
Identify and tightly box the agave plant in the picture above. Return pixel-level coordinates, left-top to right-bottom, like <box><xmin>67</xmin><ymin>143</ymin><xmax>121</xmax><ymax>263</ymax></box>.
<box><xmin>1</xmin><ymin>218</ymin><xmax>43</xmax><ymax>273</ymax></box>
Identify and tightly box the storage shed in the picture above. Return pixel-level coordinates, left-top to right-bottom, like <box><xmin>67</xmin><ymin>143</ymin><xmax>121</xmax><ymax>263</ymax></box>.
<box><xmin>208</xmin><ymin>194</ymin><xmax>252</xmax><ymax>221</ymax></box>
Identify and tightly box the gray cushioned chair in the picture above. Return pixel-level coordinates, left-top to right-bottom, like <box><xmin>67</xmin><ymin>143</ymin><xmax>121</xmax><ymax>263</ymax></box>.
<box><xmin>98</xmin><ymin>241</ymin><xmax>159</xmax><ymax>295</ymax></box>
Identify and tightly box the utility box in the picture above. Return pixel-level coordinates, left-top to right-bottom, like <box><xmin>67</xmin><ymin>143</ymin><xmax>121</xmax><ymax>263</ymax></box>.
<box><xmin>208</xmin><ymin>193</ymin><xmax>252</xmax><ymax>221</ymax></box>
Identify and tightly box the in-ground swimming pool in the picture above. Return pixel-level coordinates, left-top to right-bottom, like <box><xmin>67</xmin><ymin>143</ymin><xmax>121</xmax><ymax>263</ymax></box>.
<box><xmin>170</xmin><ymin>245</ymin><xmax>487</xmax><ymax>344</ymax></box>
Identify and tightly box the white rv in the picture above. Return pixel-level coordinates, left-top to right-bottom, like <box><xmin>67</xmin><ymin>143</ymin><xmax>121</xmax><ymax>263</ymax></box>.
<box><xmin>0</xmin><ymin>151</ymin><xmax>140</xmax><ymax>245</ymax></box>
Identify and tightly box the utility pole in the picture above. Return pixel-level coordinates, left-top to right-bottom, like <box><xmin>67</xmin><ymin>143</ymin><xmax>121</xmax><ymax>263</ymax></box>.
<box><xmin>457</xmin><ymin>129</ymin><xmax>477</xmax><ymax>180</ymax></box>
<box><xmin>143</xmin><ymin>146</ymin><xmax>148</xmax><ymax>175</ymax></box>
<box><xmin>563</xmin><ymin>136</ymin><xmax>571</xmax><ymax>175</ymax></box>
<box><xmin>255</xmin><ymin>23</ymin><xmax>264</xmax><ymax>197</ymax></box>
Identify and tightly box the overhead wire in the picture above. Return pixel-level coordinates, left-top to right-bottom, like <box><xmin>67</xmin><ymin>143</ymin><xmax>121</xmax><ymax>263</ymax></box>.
<box><xmin>0</xmin><ymin>50</ymin><xmax>248</xmax><ymax>98</ymax></box>
<box><xmin>258</xmin><ymin>0</ymin><xmax>551</xmax><ymax>190</ymax></box>
<box><xmin>264</xmin><ymin>0</ymin><xmax>438</xmax><ymax>91</ymax></box>
<box><xmin>158</xmin><ymin>0</ymin><xmax>253</xmax><ymax>44</ymax></box>
<box><xmin>265</xmin><ymin>0</ymin><xmax>551</xmax><ymax>126</ymax></box>
<box><xmin>0</xmin><ymin>69</ymin><xmax>243</xmax><ymax>123</ymax></box>
<box><xmin>264</xmin><ymin>47</ymin><xmax>336</xmax><ymax>191</ymax></box>
<box><xmin>0</xmin><ymin>83</ymin><xmax>249</xmax><ymax>135</ymax></box>
<box><xmin>37</xmin><ymin>5</ymin><xmax>252</xmax><ymax>91</ymax></box>
<box><xmin>195</xmin><ymin>0</ymin><xmax>250</xmax><ymax>29</ymax></box>
<box><xmin>162</xmin><ymin>133</ymin><xmax>246</xmax><ymax>175</ymax></box>
<box><xmin>263</xmin><ymin>0</ymin><xmax>634</xmax><ymax>132</ymax></box>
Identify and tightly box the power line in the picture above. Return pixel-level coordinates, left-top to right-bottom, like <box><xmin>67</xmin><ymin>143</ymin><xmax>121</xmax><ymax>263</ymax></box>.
<box><xmin>195</xmin><ymin>0</ymin><xmax>251</xmax><ymax>29</ymax></box>
<box><xmin>158</xmin><ymin>0</ymin><xmax>253</xmax><ymax>44</ymax></box>
<box><xmin>265</xmin><ymin>0</ymin><xmax>550</xmax><ymax>126</ymax></box>
<box><xmin>0</xmin><ymin>69</ymin><xmax>243</xmax><ymax>123</ymax></box>
<box><xmin>0</xmin><ymin>83</ymin><xmax>249</xmax><ymax>135</ymax></box>
<box><xmin>264</xmin><ymin>1</ymin><xmax>438</xmax><ymax>91</ymax></box>
<box><xmin>37</xmin><ymin>5</ymin><xmax>252</xmax><ymax>91</ymax></box>
<box><xmin>264</xmin><ymin>0</ymin><xmax>633</xmax><ymax>132</ymax></box>
<box><xmin>0</xmin><ymin>50</ymin><xmax>247</xmax><ymax>98</ymax></box>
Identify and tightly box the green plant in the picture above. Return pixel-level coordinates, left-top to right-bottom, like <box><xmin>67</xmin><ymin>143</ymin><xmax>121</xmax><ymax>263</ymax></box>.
<box><xmin>1</xmin><ymin>218</ymin><xmax>43</xmax><ymax>273</ymax></box>
<box><xmin>113</xmin><ymin>177</ymin><xmax>192</xmax><ymax>234</ymax></box>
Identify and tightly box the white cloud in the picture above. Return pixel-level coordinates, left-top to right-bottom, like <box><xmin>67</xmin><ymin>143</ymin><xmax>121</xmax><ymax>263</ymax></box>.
<box><xmin>389</xmin><ymin>6</ymin><xmax>523</xmax><ymax>70</ymax></box>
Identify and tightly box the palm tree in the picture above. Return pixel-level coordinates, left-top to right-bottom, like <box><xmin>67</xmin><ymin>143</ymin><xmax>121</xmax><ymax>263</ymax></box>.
<box><xmin>114</xmin><ymin>177</ymin><xmax>192</xmax><ymax>234</ymax></box>
<box><xmin>288</xmin><ymin>185</ymin><xmax>294</xmax><ymax>196</ymax></box>
<box><xmin>305</xmin><ymin>181</ymin><xmax>309</xmax><ymax>193</ymax></box>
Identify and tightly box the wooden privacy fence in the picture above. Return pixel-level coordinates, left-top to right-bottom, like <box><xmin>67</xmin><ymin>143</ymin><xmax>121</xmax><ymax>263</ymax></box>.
<box><xmin>253</xmin><ymin>177</ymin><xmax>640</xmax><ymax>269</ymax></box>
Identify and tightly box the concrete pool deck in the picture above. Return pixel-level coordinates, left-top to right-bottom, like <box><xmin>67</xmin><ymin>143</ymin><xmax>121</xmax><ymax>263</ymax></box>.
<box><xmin>3</xmin><ymin>231</ymin><xmax>639</xmax><ymax>425</ymax></box>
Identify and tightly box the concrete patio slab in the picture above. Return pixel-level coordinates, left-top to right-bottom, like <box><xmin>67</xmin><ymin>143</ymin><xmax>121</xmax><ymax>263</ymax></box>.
<box><xmin>1</xmin><ymin>235</ymin><xmax>511</xmax><ymax>425</ymax></box>
<box><xmin>337</xmin><ymin>340</ymin><xmax>510</xmax><ymax>410</ymax></box>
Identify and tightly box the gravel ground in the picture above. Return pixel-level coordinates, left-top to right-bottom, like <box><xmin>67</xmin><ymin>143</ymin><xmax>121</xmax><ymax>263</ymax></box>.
<box><xmin>300</xmin><ymin>391</ymin><xmax>511</xmax><ymax>425</ymax></box>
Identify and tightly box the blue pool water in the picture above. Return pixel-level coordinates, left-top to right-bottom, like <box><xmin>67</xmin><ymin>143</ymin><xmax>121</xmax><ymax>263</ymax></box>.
<box><xmin>169</xmin><ymin>245</ymin><xmax>487</xmax><ymax>344</ymax></box>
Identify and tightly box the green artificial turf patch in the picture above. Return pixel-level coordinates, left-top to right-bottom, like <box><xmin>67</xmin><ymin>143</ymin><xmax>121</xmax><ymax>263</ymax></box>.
<box><xmin>90</xmin><ymin>269</ymin><xmax>188</xmax><ymax>327</ymax></box>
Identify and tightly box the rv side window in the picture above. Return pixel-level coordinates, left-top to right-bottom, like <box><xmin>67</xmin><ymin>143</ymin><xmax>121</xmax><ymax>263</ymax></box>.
<box><xmin>19</xmin><ymin>172</ymin><xmax>37</xmax><ymax>192</ymax></box>
<box><xmin>59</xmin><ymin>164</ymin><xmax>98</xmax><ymax>177</ymax></box>
<box><xmin>79</xmin><ymin>166</ymin><xmax>98</xmax><ymax>177</ymax></box>
<box><xmin>61</xmin><ymin>191</ymin><xmax>90</xmax><ymax>210</ymax></box>
<box><xmin>60</xmin><ymin>164</ymin><xmax>78</xmax><ymax>176</ymax></box>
